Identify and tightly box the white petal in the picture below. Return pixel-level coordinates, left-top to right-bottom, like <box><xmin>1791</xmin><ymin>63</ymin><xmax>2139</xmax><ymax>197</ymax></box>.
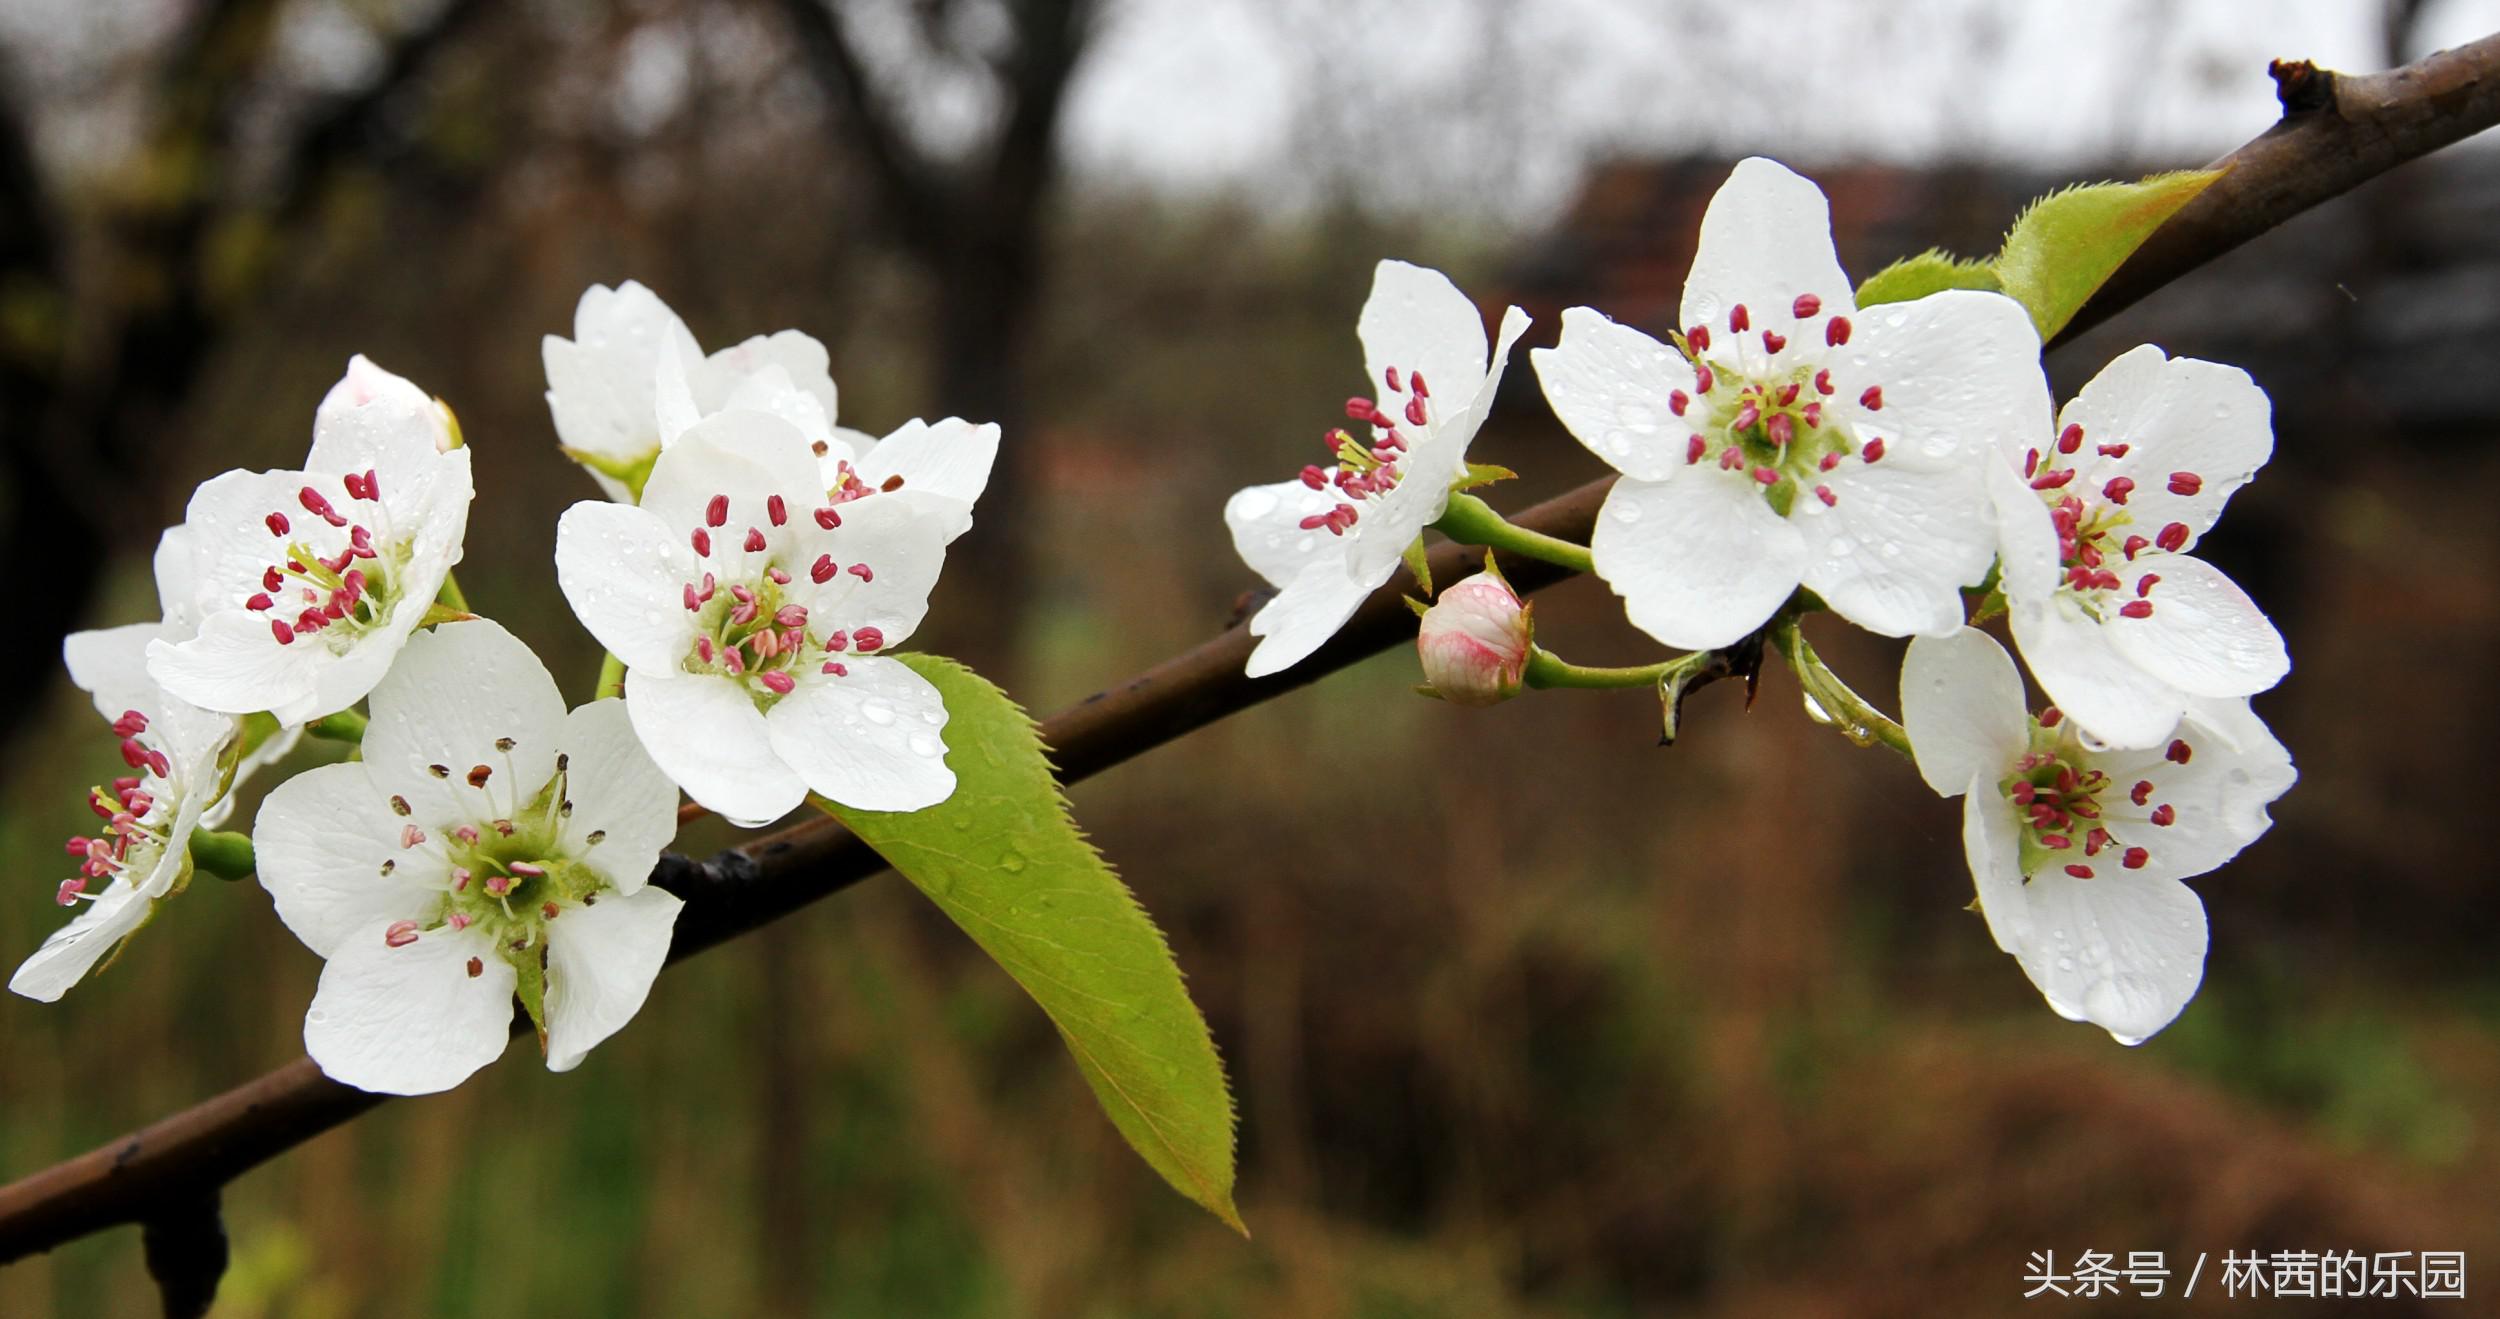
<box><xmin>168</xmin><ymin>468</ymin><xmax>315</xmax><ymax>610</ymax></box>
<box><xmin>1358</xmin><ymin>260</ymin><xmax>1490</xmax><ymax>410</ymax></box>
<box><xmin>855</xmin><ymin>418</ymin><xmax>1000</xmax><ymax>512</ymax></box>
<box><xmin>2106</xmin><ymin>555</ymin><xmax>2287</xmax><ymax>699</ymax></box>
<box><xmin>638</xmin><ymin>410</ymin><xmax>825</xmax><ymax>545</ymax></box>
<box><xmin>1900</xmin><ymin>630</ymin><xmax>2028</xmax><ymax>799</ymax></box>
<box><xmin>780</xmin><ymin>489</ymin><xmax>949</xmax><ymax>648</ymax></box>
<box><xmin>695</xmin><ymin>329</ymin><xmax>840</xmax><ymax>424</ymax></box>
<box><xmin>766</xmin><ymin>656</ymin><xmax>956</xmax><ymax>812</ymax></box>
<box><xmin>1592</xmin><ymin>474</ymin><xmax>1806</xmax><ymax>650</ymax></box>
<box><xmin>147</xmin><ymin>611</ymin><xmax>325</xmax><ymax>723</ymax></box>
<box><xmin>317</xmin><ymin>355</ymin><xmax>449</xmax><ymax>450</ymax></box>
<box><xmin>254</xmin><ymin>762</ymin><xmax>450</xmax><ymax>957</ymax></box>
<box><xmin>2092</xmin><ymin>701</ymin><xmax>2295</xmax><ymax>882</ymax></box>
<box><xmin>1225</xmin><ymin>479</ymin><xmax>1348</xmax><ymax>591</ymax></box>
<box><xmin>545</xmin><ymin>336</ymin><xmax>660</xmax><ymax>467</ymax></box>
<box><xmin>1798</xmin><ymin>460</ymin><xmax>1996</xmax><ymax>639</ymax></box>
<box><xmin>1531</xmin><ymin>306</ymin><xmax>1698</xmax><ymax>482</ymax></box>
<box><xmin>556</xmin><ymin>699</ymin><xmax>681</xmax><ymax>895</ymax></box>
<box><xmin>1961</xmin><ymin>784</ymin><xmax>2031</xmax><ymax>956</ymax></box>
<box><xmin>2055</xmin><ymin>345</ymin><xmax>2272</xmax><ymax>544</ymax></box>
<box><xmin>153</xmin><ymin>524</ymin><xmax>205</xmax><ymax>627</ymax></box>
<box><xmin>2009</xmin><ymin>597</ymin><xmax>2186</xmax><ymax>750</ymax></box>
<box><xmin>1986</xmin><ymin>457</ymin><xmax>2063</xmax><ymax>601</ymax></box>
<box><xmin>64</xmin><ymin>622</ymin><xmax>179</xmax><ymax>725</ymax></box>
<box><xmin>651</xmin><ymin>336</ymin><xmax>705</xmax><ymax>446</ymax></box>
<box><xmin>9</xmin><ymin>882</ymin><xmax>154</xmax><ymax>1002</ymax></box>
<box><xmin>1680</xmin><ymin>157</ymin><xmax>1855</xmax><ymax>333</ymax></box>
<box><xmin>625</xmin><ymin>671</ymin><xmax>805</xmax><ymax>827</ymax></box>
<box><xmin>1838</xmin><ymin>289</ymin><xmax>2050</xmax><ymax>472</ymax></box>
<box><xmin>360</xmin><ymin>620</ymin><xmax>567</xmax><ymax>826</ymax></box>
<box><xmin>1243</xmin><ymin>564</ymin><xmax>1377</xmax><ymax>679</ymax></box>
<box><xmin>305</xmin><ymin>388</ymin><xmax>454</xmax><ymax>489</ymax></box>
<box><xmin>2005</xmin><ymin>866</ymin><xmax>2207</xmax><ymax>1045</ymax></box>
<box><xmin>554</xmin><ymin>500</ymin><xmax>703</xmax><ymax>670</ymax></box>
<box><xmin>543</xmin><ymin>885</ymin><xmax>683</xmax><ymax>1072</ymax></box>
<box><xmin>715</xmin><ymin>364</ymin><xmax>838</xmax><ymax>453</ymax></box>
<box><xmin>305</xmin><ymin>922</ymin><xmax>515</xmax><ymax>1095</ymax></box>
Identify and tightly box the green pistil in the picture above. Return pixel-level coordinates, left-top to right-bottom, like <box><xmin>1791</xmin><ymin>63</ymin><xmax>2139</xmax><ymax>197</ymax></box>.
<box><xmin>1700</xmin><ymin>361</ymin><xmax>1853</xmax><ymax>517</ymax></box>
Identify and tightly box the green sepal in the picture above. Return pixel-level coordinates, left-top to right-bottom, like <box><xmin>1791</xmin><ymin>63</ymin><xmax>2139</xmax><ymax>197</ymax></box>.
<box><xmin>561</xmin><ymin>444</ymin><xmax>660</xmax><ymax>503</ymax></box>
<box><xmin>513</xmin><ymin>942</ymin><xmax>551</xmax><ymax>1056</ymax></box>
<box><xmin>1452</xmin><ymin>462</ymin><xmax>1517</xmax><ymax>492</ymax></box>
<box><xmin>1402</xmin><ymin>536</ymin><xmax>1433</xmax><ymax>597</ymax></box>
<box><xmin>1856</xmin><ymin>249</ymin><xmax>2001</xmax><ymax>307</ymax></box>
<box><xmin>1992</xmin><ymin>169</ymin><xmax>2223</xmax><ymax>339</ymax></box>
<box><xmin>1403</xmin><ymin>595</ymin><xmax>1432</xmax><ymax>620</ymax></box>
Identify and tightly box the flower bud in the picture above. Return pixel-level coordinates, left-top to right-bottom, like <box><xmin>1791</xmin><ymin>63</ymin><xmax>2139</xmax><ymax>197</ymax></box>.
<box><xmin>1416</xmin><ymin>571</ymin><xmax>1530</xmax><ymax>707</ymax></box>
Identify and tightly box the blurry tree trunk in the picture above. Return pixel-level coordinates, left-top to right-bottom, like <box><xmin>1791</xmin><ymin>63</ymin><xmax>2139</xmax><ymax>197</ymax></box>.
<box><xmin>774</xmin><ymin>0</ymin><xmax>1096</xmax><ymax>686</ymax></box>
<box><xmin>0</xmin><ymin>0</ymin><xmax>488</xmax><ymax>752</ymax></box>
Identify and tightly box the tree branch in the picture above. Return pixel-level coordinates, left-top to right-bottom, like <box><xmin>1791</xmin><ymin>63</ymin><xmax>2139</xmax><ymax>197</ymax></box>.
<box><xmin>6</xmin><ymin>30</ymin><xmax>2500</xmax><ymax>1270</ymax></box>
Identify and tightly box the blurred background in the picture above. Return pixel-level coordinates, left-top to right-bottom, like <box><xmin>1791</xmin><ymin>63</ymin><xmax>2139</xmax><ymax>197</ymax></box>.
<box><xmin>4</xmin><ymin>0</ymin><xmax>2499</xmax><ymax>1313</ymax></box>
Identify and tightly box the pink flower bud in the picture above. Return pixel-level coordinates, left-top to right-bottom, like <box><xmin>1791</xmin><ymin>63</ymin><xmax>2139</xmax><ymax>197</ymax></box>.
<box><xmin>1415</xmin><ymin>571</ymin><xmax>1531</xmax><ymax>708</ymax></box>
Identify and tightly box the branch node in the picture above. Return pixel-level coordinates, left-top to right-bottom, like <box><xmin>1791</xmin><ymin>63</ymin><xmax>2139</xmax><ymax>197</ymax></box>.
<box><xmin>140</xmin><ymin>1193</ymin><xmax>227</xmax><ymax>1319</ymax></box>
<box><xmin>2269</xmin><ymin>58</ymin><xmax>2339</xmax><ymax>116</ymax></box>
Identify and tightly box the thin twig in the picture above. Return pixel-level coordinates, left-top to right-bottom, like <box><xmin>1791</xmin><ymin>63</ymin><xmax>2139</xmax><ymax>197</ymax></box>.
<box><xmin>5</xmin><ymin>32</ymin><xmax>2500</xmax><ymax>1271</ymax></box>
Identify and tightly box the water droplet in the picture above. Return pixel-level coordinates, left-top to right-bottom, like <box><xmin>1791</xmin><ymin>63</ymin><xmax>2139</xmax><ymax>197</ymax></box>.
<box><xmin>1827</xmin><ymin>536</ymin><xmax>1855</xmax><ymax>556</ymax></box>
<box><xmin>2057</xmin><ymin>956</ymin><xmax>2076</xmax><ymax>972</ymax></box>
<box><xmin>861</xmin><ymin>698</ymin><xmax>896</xmax><ymax>726</ymax></box>
<box><xmin>1603</xmin><ymin>429</ymin><xmax>1635</xmax><ymax>456</ymax></box>
<box><xmin>1612</xmin><ymin>501</ymin><xmax>1645</xmax><ymax>524</ymax></box>
<box><xmin>1232</xmin><ymin>489</ymin><xmax>1278</xmax><ymax>520</ymax></box>
<box><xmin>907</xmin><ymin>734</ymin><xmax>941</xmax><ymax>757</ymax></box>
<box><xmin>921</xmin><ymin>709</ymin><xmax>945</xmax><ymax>726</ymax></box>
<box><xmin>1614</xmin><ymin>401</ymin><xmax>1657</xmax><ymax>432</ymax></box>
<box><xmin>999</xmin><ymin>850</ymin><xmax>1027</xmax><ymax>873</ymax></box>
<box><xmin>1294</xmin><ymin>536</ymin><xmax>1316</xmax><ymax>554</ymax></box>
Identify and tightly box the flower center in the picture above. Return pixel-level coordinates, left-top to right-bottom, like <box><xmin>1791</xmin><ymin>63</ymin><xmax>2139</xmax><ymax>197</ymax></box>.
<box><xmin>56</xmin><ymin>709</ymin><xmax>175</xmax><ymax>906</ymax></box>
<box><xmin>675</xmin><ymin>490</ymin><xmax>887</xmax><ymax>702</ymax></box>
<box><xmin>249</xmin><ymin>471</ymin><xmax>399</xmax><ymax>650</ymax></box>
<box><xmin>1674</xmin><ymin>295</ymin><xmax>1886</xmax><ymax>516</ymax></box>
<box><xmin>1998</xmin><ymin>708</ymin><xmax>2198</xmax><ymax>880</ymax></box>
<box><xmin>377</xmin><ymin>747</ymin><xmax>609</xmax><ymax>976</ymax></box>
<box><xmin>2020</xmin><ymin>423</ymin><xmax>2203</xmax><ymax>621</ymax></box>
<box><xmin>1289</xmin><ymin>361</ymin><xmax>1436</xmax><ymax>537</ymax></box>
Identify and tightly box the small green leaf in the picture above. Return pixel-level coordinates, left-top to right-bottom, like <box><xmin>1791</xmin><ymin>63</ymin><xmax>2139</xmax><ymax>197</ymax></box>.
<box><xmin>1992</xmin><ymin>169</ymin><xmax>2222</xmax><ymax>339</ymax></box>
<box><xmin>1856</xmin><ymin>250</ymin><xmax>2001</xmax><ymax>307</ymax></box>
<box><xmin>822</xmin><ymin>656</ymin><xmax>1243</xmax><ymax>1232</ymax></box>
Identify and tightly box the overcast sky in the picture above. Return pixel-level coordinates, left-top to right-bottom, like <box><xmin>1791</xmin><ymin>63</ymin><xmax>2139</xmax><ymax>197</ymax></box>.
<box><xmin>1059</xmin><ymin>0</ymin><xmax>2500</xmax><ymax>226</ymax></box>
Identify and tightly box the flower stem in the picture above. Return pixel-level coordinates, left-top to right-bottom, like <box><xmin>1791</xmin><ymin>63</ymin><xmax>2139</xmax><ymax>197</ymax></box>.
<box><xmin>305</xmin><ymin>709</ymin><xmax>367</xmax><ymax>744</ymax></box>
<box><xmin>1768</xmin><ymin>616</ymin><xmax>1912</xmax><ymax>759</ymax></box>
<box><xmin>1431</xmin><ymin>493</ymin><xmax>1596</xmax><ymax>576</ymax></box>
<box><xmin>190</xmin><ymin>829</ymin><xmax>255</xmax><ymax>881</ymax></box>
<box><xmin>1523</xmin><ymin>647</ymin><xmax>1688</xmax><ymax>690</ymax></box>
<box><xmin>596</xmin><ymin>652</ymin><xmax>626</xmax><ymax>701</ymax></box>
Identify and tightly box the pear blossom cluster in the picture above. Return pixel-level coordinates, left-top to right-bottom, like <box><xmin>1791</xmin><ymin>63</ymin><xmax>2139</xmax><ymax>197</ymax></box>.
<box><xmin>1236</xmin><ymin>158</ymin><xmax>2297</xmax><ymax>1043</ymax></box>
<box><xmin>16</xmin><ymin>293</ymin><xmax>996</xmax><ymax>1095</ymax></box>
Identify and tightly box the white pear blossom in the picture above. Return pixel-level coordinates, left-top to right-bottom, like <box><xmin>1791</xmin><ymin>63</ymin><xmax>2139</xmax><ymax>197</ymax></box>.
<box><xmin>544</xmin><ymin>280</ymin><xmax>705</xmax><ymax>500</ymax></box>
<box><xmin>1900</xmin><ymin>628</ymin><xmax>2295</xmax><ymax>1044</ymax></box>
<box><xmin>321</xmin><ymin>352</ymin><xmax>461</xmax><ymax>452</ymax></box>
<box><xmin>649</xmin><ymin>338</ymin><xmax>997</xmax><ymax>544</ymax></box>
<box><xmin>1224</xmin><ymin>260</ymin><xmax>1530</xmax><ymax>678</ymax></box>
<box><xmin>1532</xmin><ymin>157</ymin><xmax>2051</xmax><ymax>650</ymax></box>
<box><xmin>255</xmin><ymin>619</ymin><xmax>683</xmax><ymax>1095</ymax></box>
<box><xmin>11</xmin><ymin>627</ymin><xmax>236</xmax><ymax>1001</ymax></box>
<box><xmin>1989</xmin><ymin>344</ymin><xmax>2288</xmax><ymax>748</ymax></box>
<box><xmin>1416</xmin><ymin>569</ymin><xmax>1531</xmax><ymax>706</ymax></box>
<box><xmin>554</xmin><ymin>408</ymin><xmax>966</xmax><ymax>826</ymax></box>
<box><xmin>146</xmin><ymin>357</ymin><xmax>474</xmax><ymax>726</ymax></box>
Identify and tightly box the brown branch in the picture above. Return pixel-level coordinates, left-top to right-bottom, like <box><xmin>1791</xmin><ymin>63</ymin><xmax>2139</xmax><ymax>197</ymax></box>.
<box><xmin>6</xmin><ymin>29</ymin><xmax>2500</xmax><ymax>1272</ymax></box>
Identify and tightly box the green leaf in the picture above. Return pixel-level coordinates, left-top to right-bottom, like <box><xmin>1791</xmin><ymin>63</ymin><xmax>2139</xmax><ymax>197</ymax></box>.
<box><xmin>1855</xmin><ymin>249</ymin><xmax>2000</xmax><ymax>307</ymax></box>
<box><xmin>1992</xmin><ymin>169</ymin><xmax>2222</xmax><ymax>339</ymax></box>
<box><xmin>821</xmin><ymin>656</ymin><xmax>1243</xmax><ymax>1232</ymax></box>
